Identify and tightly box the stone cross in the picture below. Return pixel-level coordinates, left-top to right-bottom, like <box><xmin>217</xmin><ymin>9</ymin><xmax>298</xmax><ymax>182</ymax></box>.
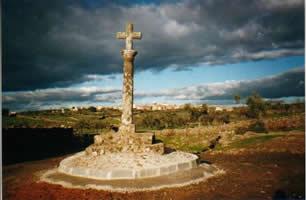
<box><xmin>116</xmin><ymin>23</ymin><xmax>142</xmax><ymax>133</ymax></box>
<box><xmin>116</xmin><ymin>23</ymin><xmax>142</xmax><ymax>50</ymax></box>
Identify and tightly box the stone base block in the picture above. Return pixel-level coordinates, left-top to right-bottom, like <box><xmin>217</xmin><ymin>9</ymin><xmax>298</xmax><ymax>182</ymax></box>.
<box><xmin>146</xmin><ymin>143</ymin><xmax>164</xmax><ymax>155</ymax></box>
<box><xmin>135</xmin><ymin>132</ymin><xmax>154</xmax><ymax>145</ymax></box>
<box><xmin>119</xmin><ymin>124</ymin><xmax>136</xmax><ymax>134</ymax></box>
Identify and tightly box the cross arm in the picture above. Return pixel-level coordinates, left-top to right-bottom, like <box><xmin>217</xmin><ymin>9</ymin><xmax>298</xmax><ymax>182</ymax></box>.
<box><xmin>132</xmin><ymin>32</ymin><xmax>142</xmax><ymax>39</ymax></box>
<box><xmin>116</xmin><ymin>32</ymin><xmax>127</xmax><ymax>39</ymax></box>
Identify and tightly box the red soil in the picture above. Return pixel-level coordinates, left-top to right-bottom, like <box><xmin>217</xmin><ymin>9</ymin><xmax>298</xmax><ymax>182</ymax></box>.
<box><xmin>3</xmin><ymin>131</ymin><xmax>304</xmax><ymax>200</ymax></box>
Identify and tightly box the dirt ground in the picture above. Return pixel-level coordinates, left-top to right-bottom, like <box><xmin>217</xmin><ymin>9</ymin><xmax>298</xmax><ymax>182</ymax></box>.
<box><xmin>3</xmin><ymin>131</ymin><xmax>305</xmax><ymax>200</ymax></box>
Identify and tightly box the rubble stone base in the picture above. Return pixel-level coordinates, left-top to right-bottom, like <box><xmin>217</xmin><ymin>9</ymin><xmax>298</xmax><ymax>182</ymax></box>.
<box><xmin>85</xmin><ymin>131</ymin><xmax>164</xmax><ymax>155</ymax></box>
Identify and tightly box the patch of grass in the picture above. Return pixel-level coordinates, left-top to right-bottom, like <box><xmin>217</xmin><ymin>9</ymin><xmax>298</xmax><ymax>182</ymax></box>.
<box><xmin>3</xmin><ymin>116</ymin><xmax>47</xmax><ymax>128</ymax></box>
<box><xmin>184</xmin><ymin>145</ymin><xmax>207</xmax><ymax>153</ymax></box>
<box><xmin>222</xmin><ymin>133</ymin><xmax>286</xmax><ymax>150</ymax></box>
<box><xmin>214</xmin><ymin>143</ymin><xmax>224</xmax><ymax>151</ymax></box>
<box><xmin>156</xmin><ymin>134</ymin><xmax>209</xmax><ymax>153</ymax></box>
<box><xmin>232</xmin><ymin>135</ymin><xmax>282</xmax><ymax>148</ymax></box>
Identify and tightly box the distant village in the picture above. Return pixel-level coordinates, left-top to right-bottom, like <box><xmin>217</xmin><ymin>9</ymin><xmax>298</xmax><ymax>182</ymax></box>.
<box><xmin>3</xmin><ymin>103</ymin><xmax>238</xmax><ymax>116</ymax></box>
<box><xmin>4</xmin><ymin>101</ymin><xmax>292</xmax><ymax>116</ymax></box>
<box><xmin>62</xmin><ymin>103</ymin><xmax>239</xmax><ymax>113</ymax></box>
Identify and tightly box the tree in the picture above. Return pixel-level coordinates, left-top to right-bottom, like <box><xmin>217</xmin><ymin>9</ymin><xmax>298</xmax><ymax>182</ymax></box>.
<box><xmin>75</xmin><ymin>119</ymin><xmax>90</xmax><ymax>132</ymax></box>
<box><xmin>246</xmin><ymin>92</ymin><xmax>266</xmax><ymax>118</ymax></box>
<box><xmin>183</xmin><ymin>103</ymin><xmax>192</xmax><ymax>111</ymax></box>
<box><xmin>200</xmin><ymin>104</ymin><xmax>208</xmax><ymax>115</ymax></box>
<box><xmin>234</xmin><ymin>94</ymin><xmax>241</xmax><ymax>104</ymax></box>
<box><xmin>88</xmin><ymin>106</ymin><xmax>97</xmax><ymax>112</ymax></box>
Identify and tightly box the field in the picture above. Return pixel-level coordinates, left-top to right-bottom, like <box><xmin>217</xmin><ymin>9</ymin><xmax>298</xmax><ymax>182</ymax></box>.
<box><xmin>2</xmin><ymin>102</ymin><xmax>305</xmax><ymax>199</ymax></box>
<box><xmin>3</xmin><ymin>103</ymin><xmax>304</xmax><ymax>152</ymax></box>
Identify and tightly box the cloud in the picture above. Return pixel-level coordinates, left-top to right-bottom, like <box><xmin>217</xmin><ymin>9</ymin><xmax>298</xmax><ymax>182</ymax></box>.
<box><xmin>3</xmin><ymin>67</ymin><xmax>303</xmax><ymax>111</ymax></box>
<box><xmin>135</xmin><ymin>67</ymin><xmax>305</xmax><ymax>100</ymax></box>
<box><xmin>82</xmin><ymin>74</ymin><xmax>118</xmax><ymax>82</ymax></box>
<box><xmin>3</xmin><ymin>86</ymin><xmax>121</xmax><ymax>111</ymax></box>
<box><xmin>3</xmin><ymin>0</ymin><xmax>304</xmax><ymax>91</ymax></box>
<box><xmin>232</xmin><ymin>49</ymin><xmax>304</xmax><ymax>61</ymax></box>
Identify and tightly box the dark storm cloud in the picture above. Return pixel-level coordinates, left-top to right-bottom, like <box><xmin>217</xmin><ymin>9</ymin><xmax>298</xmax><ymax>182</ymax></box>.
<box><xmin>204</xmin><ymin>67</ymin><xmax>305</xmax><ymax>100</ymax></box>
<box><xmin>3</xmin><ymin>0</ymin><xmax>304</xmax><ymax>91</ymax></box>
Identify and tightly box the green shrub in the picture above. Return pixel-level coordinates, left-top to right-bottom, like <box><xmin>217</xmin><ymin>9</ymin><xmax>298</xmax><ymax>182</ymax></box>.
<box><xmin>220</xmin><ymin>114</ymin><xmax>230</xmax><ymax>124</ymax></box>
<box><xmin>136</xmin><ymin>111</ymin><xmax>188</xmax><ymax>130</ymax></box>
<box><xmin>246</xmin><ymin>92</ymin><xmax>267</xmax><ymax>118</ymax></box>
<box><xmin>248</xmin><ymin>120</ymin><xmax>268</xmax><ymax>133</ymax></box>
<box><xmin>88</xmin><ymin>106</ymin><xmax>97</xmax><ymax>112</ymax></box>
<box><xmin>198</xmin><ymin>115</ymin><xmax>214</xmax><ymax>125</ymax></box>
<box><xmin>234</xmin><ymin>94</ymin><xmax>241</xmax><ymax>104</ymax></box>
<box><xmin>235</xmin><ymin>120</ymin><xmax>268</xmax><ymax>134</ymax></box>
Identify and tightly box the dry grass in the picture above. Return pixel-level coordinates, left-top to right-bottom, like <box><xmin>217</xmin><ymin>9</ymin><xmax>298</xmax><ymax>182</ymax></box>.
<box><xmin>155</xmin><ymin>113</ymin><xmax>305</xmax><ymax>152</ymax></box>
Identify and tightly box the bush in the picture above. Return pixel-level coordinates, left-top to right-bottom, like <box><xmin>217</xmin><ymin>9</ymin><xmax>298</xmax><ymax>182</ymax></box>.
<box><xmin>200</xmin><ymin>104</ymin><xmax>209</xmax><ymax>114</ymax></box>
<box><xmin>265</xmin><ymin>115</ymin><xmax>305</xmax><ymax>131</ymax></box>
<box><xmin>198</xmin><ymin>115</ymin><xmax>214</xmax><ymax>125</ymax></box>
<box><xmin>235</xmin><ymin>127</ymin><xmax>248</xmax><ymax>135</ymax></box>
<box><xmin>88</xmin><ymin>106</ymin><xmax>97</xmax><ymax>112</ymax></box>
<box><xmin>209</xmin><ymin>113</ymin><xmax>231</xmax><ymax>125</ymax></box>
<box><xmin>184</xmin><ymin>104</ymin><xmax>209</xmax><ymax>123</ymax></box>
<box><xmin>246</xmin><ymin>93</ymin><xmax>267</xmax><ymax>118</ymax></box>
<box><xmin>141</xmin><ymin>115</ymin><xmax>164</xmax><ymax>130</ymax></box>
<box><xmin>136</xmin><ymin>111</ymin><xmax>188</xmax><ymax>130</ymax></box>
<box><xmin>75</xmin><ymin>119</ymin><xmax>90</xmax><ymax>130</ymax></box>
<box><xmin>235</xmin><ymin>120</ymin><xmax>268</xmax><ymax>134</ymax></box>
<box><xmin>234</xmin><ymin>94</ymin><xmax>241</xmax><ymax>104</ymax></box>
<box><xmin>220</xmin><ymin>114</ymin><xmax>230</xmax><ymax>124</ymax></box>
<box><xmin>248</xmin><ymin>120</ymin><xmax>268</xmax><ymax>133</ymax></box>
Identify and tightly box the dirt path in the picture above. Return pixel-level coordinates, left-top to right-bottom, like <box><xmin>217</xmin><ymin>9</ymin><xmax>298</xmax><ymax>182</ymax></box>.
<box><xmin>3</xmin><ymin>131</ymin><xmax>304</xmax><ymax>200</ymax></box>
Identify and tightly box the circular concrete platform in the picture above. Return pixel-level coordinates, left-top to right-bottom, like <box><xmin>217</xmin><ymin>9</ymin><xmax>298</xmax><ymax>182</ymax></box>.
<box><xmin>40</xmin><ymin>163</ymin><xmax>224</xmax><ymax>192</ymax></box>
<box><xmin>58</xmin><ymin>151</ymin><xmax>198</xmax><ymax>180</ymax></box>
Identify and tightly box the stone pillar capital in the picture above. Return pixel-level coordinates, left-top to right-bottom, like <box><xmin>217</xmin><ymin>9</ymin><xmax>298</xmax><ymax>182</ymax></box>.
<box><xmin>121</xmin><ymin>49</ymin><xmax>138</xmax><ymax>61</ymax></box>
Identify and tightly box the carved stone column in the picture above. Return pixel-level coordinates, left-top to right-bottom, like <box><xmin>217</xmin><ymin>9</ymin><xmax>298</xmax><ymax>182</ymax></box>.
<box><xmin>119</xmin><ymin>49</ymin><xmax>137</xmax><ymax>133</ymax></box>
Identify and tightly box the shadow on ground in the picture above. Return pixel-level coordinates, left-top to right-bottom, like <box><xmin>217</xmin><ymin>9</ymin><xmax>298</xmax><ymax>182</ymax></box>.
<box><xmin>2</xmin><ymin>128</ymin><xmax>94</xmax><ymax>165</ymax></box>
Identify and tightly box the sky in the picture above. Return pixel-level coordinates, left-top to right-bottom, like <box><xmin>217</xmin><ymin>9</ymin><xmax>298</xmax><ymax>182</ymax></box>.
<box><xmin>2</xmin><ymin>0</ymin><xmax>305</xmax><ymax>111</ymax></box>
